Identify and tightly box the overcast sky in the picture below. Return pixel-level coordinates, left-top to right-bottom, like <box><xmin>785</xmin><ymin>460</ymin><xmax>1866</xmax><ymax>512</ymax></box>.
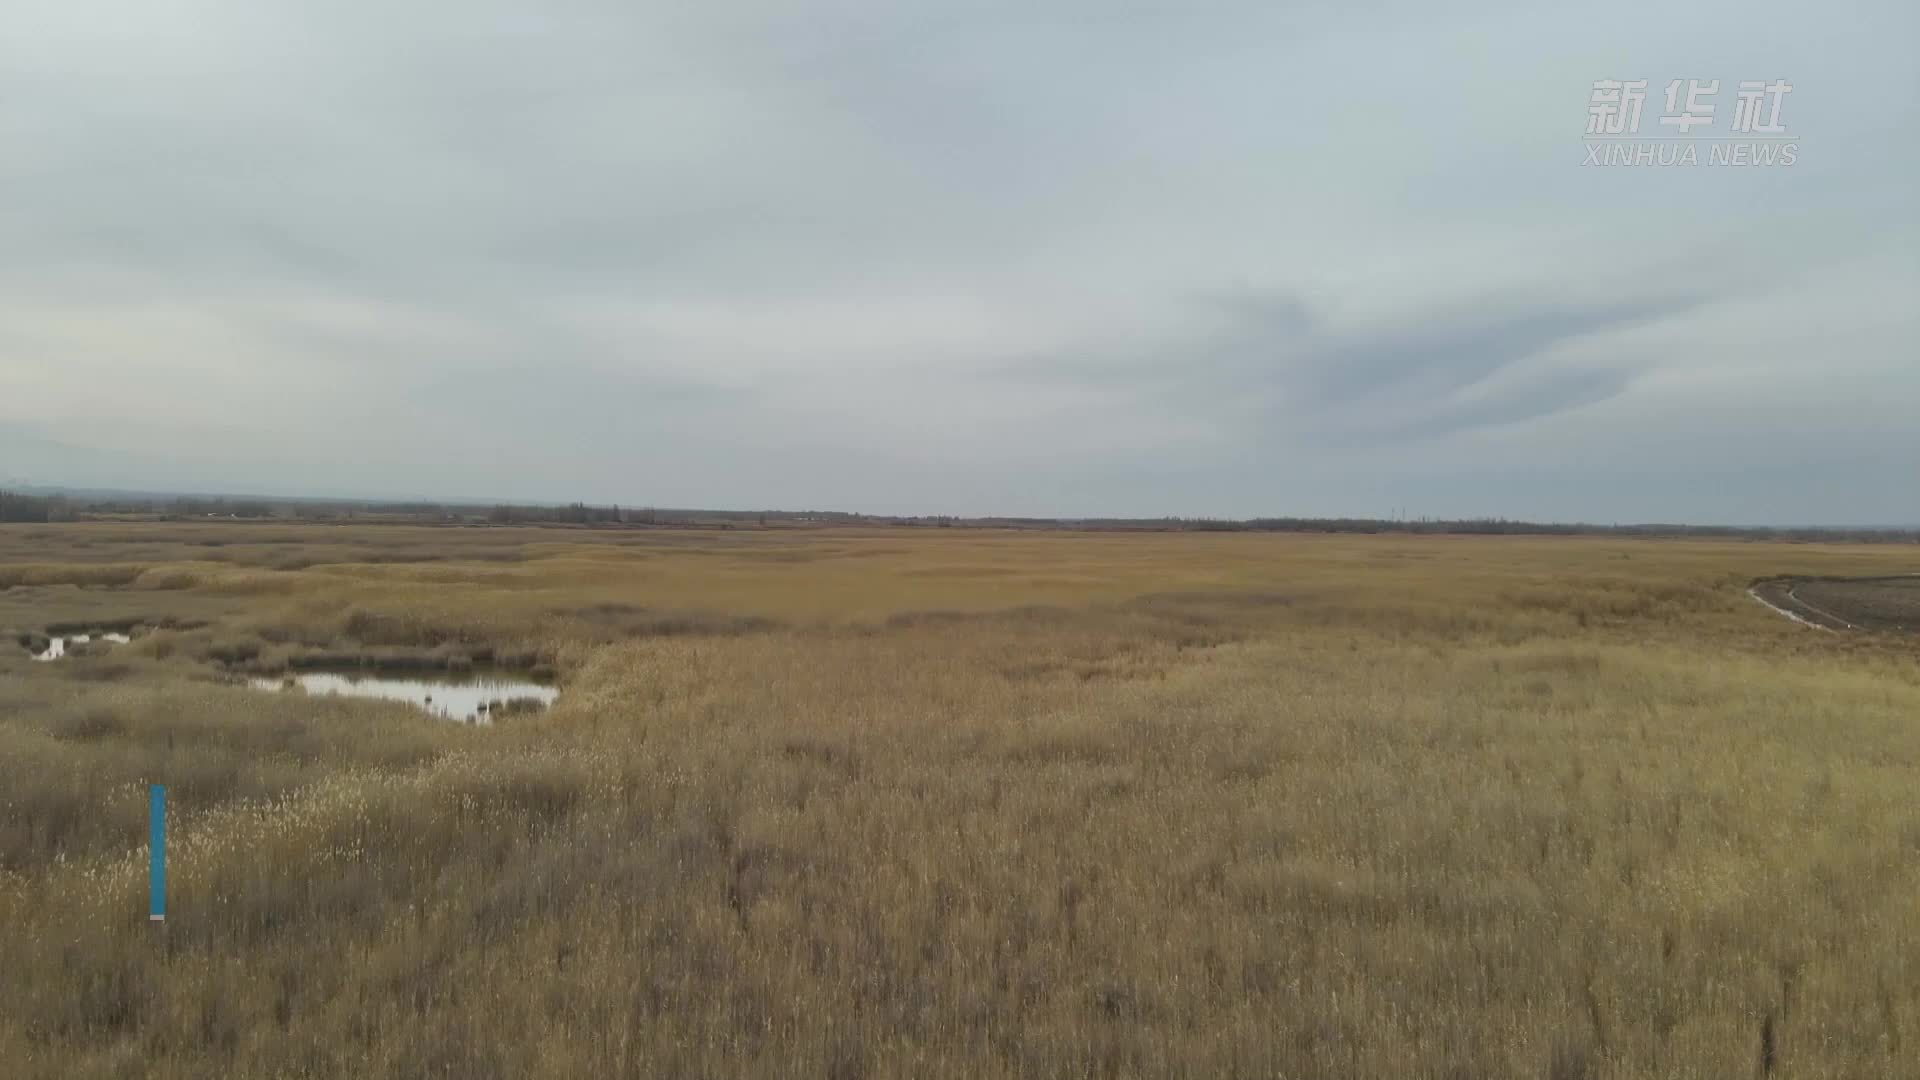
<box><xmin>2</xmin><ymin>1</ymin><xmax>1914</xmax><ymax>522</ymax></box>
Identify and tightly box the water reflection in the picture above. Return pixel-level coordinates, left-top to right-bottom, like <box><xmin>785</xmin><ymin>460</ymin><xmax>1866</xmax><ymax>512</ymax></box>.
<box><xmin>250</xmin><ymin>671</ymin><xmax>558</xmax><ymax>723</ymax></box>
<box><xmin>31</xmin><ymin>633</ymin><xmax>132</xmax><ymax>661</ymax></box>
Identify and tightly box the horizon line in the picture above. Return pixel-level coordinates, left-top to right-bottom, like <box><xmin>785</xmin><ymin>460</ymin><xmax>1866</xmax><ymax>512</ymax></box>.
<box><xmin>3</xmin><ymin>481</ymin><xmax>1914</xmax><ymax>535</ymax></box>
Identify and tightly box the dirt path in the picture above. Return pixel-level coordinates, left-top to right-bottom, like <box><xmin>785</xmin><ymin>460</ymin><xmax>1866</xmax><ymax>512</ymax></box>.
<box><xmin>1747</xmin><ymin>583</ymin><xmax>1837</xmax><ymax>631</ymax></box>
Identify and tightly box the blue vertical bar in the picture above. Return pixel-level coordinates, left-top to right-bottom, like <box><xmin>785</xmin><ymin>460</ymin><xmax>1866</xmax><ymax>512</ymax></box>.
<box><xmin>149</xmin><ymin>785</ymin><xmax>165</xmax><ymax>922</ymax></box>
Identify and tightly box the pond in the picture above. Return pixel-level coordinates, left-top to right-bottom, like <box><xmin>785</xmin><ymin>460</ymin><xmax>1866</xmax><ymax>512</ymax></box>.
<box><xmin>31</xmin><ymin>632</ymin><xmax>132</xmax><ymax>661</ymax></box>
<box><xmin>249</xmin><ymin>671</ymin><xmax>559</xmax><ymax>724</ymax></box>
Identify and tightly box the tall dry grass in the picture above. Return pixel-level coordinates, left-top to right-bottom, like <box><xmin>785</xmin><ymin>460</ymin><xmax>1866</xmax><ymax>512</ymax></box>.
<box><xmin>1</xmin><ymin>524</ymin><xmax>1917</xmax><ymax>1077</ymax></box>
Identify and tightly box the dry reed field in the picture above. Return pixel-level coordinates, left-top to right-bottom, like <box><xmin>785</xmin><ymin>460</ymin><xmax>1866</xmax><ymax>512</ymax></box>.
<box><xmin>2</xmin><ymin>522</ymin><xmax>1918</xmax><ymax>1078</ymax></box>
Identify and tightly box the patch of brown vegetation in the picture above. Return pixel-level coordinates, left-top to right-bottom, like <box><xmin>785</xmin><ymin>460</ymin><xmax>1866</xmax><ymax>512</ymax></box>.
<box><xmin>1</xmin><ymin>524</ymin><xmax>1918</xmax><ymax>1077</ymax></box>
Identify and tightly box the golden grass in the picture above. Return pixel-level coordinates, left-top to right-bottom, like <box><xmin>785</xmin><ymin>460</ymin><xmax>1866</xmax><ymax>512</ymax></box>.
<box><xmin>1</xmin><ymin>523</ymin><xmax>1918</xmax><ymax>1077</ymax></box>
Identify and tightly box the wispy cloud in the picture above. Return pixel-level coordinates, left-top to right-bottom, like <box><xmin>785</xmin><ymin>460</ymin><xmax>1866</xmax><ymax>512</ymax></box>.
<box><xmin>1004</xmin><ymin>288</ymin><xmax>1701</xmax><ymax>444</ymax></box>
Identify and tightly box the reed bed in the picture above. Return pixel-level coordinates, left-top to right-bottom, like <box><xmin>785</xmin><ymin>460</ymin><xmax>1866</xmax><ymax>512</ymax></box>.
<box><xmin>1</xmin><ymin>524</ymin><xmax>1916</xmax><ymax>1077</ymax></box>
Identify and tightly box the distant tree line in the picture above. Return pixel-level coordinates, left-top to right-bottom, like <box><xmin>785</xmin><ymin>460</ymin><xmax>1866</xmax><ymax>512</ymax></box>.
<box><xmin>0</xmin><ymin>490</ymin><xmax>73</xmax><ymax>523</ymax></box>
<box><xmin>488</xmin><ymin>502</ymin><xmax>627</xmax><ymax>525</ymax></box>
<box><xmin>62</xmin><ymin>495</ymin><xmax>278</xmax><ymax>519</ymax></box>
<box><xmin>166</xmin><ymin>497</ymin><xmax>277</xmax><ymax>518</ymax></box>
<box><xmin>5</xmin><ymin>487</ymin><xmax>1915</xmax><ymax>543</ymax></box>
<box><xmin>881</xmin><ymin>514</ymin><xmax>1920</xmax><ymax>543</ymax></box>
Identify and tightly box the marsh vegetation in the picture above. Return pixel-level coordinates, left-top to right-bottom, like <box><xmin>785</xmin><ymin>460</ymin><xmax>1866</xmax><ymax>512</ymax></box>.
<box><xmin>0</xmin><ymin>522</ymin><xmax>1916</xmax><ymax>1077</ymax></box>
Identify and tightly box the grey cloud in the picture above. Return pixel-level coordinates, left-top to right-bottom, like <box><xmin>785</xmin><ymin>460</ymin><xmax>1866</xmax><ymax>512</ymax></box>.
<box><xmin>1005</xmin><ymin>289</ymin><xmax>1695</xmax><ymax>444</ymax></box>
<box><xmin>1370</xmin><ymin>365</ymin><xmax>1634</xmax><ymax>444</ymax></box>
<box><xmin>0</xmin><ymin>0</ymin><xmax>1914</xmax><ymax>521</ymax></box>
<box><xmin>1305</xmin><ymin>297</ymin><xmax>1694</xmax><ymax>408</ymax></box>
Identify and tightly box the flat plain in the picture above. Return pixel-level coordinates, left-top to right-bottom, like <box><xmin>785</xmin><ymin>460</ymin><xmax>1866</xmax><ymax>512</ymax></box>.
<box><xmin>2</xmin><ymin>522</ymin><xmax>1917</xmax><ymax>1078</ymax></box>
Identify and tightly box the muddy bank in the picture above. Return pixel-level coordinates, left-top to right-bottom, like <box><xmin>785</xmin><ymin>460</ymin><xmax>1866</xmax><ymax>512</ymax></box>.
<box><xmin>1749</xmin><ymin>576</ymin><xmax>1920</xmax><ymax>633</ymax></box>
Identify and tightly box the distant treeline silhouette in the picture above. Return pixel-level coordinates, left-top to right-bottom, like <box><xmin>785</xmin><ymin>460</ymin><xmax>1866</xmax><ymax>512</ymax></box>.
<box><xmin>0</xmin><ymin>490</ymin><xmax>75</xmax><ymax>523</ymax></box>
<box><xmin>3</xmin><ymin>490</ymin><xmax>1914</xmax><ymax>542</ymax></box>
<box><xmin>1061</xmin><ymin>516</ymin><xmax>1920</xmax><ymax>543</ymax></box>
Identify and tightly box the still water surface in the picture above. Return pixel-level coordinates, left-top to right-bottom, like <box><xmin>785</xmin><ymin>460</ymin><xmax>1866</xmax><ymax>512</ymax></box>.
<box><xmin>32</xmin><ymin>632</ymin><xmax>131</xmax><ymax>661</ymax></box>
<box><xmin>250</xmin><ymin>671</ymin><xmax>558</xmax><ymax>723</ymax></box>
